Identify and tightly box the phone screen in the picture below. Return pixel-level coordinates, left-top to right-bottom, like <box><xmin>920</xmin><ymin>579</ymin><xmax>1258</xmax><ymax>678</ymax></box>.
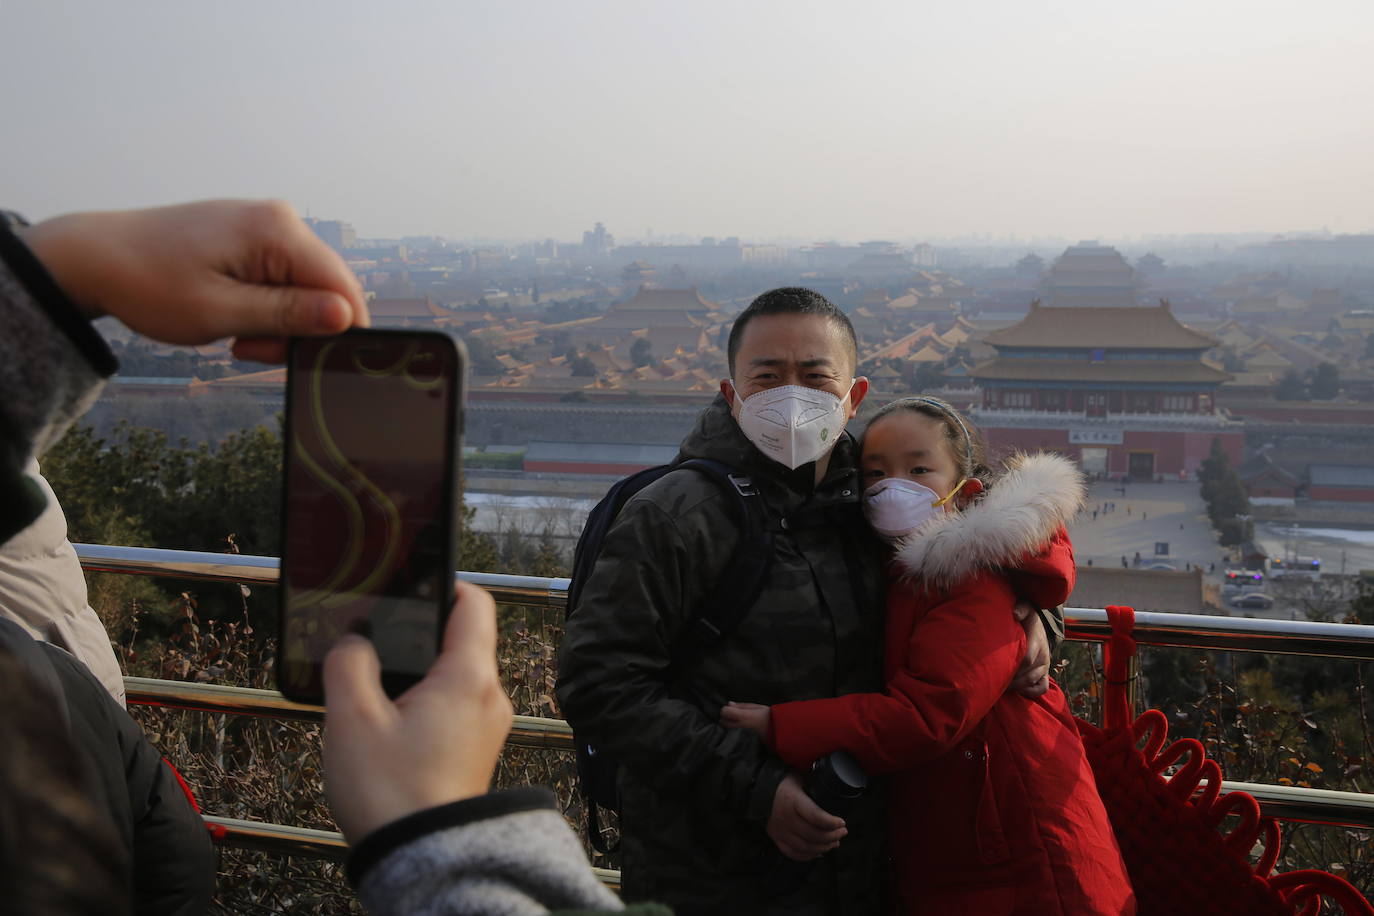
<box><xmin>279</xmin><ymin>330</ymin><xmax>462</xmax><ymax>703</ymax></box>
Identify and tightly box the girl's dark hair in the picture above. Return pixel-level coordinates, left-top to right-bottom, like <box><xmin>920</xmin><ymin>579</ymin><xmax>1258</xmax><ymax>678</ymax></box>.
<box><xmin>863</xmin><ymin>397</ymin><xmax>994</xmax><ymax>489</ymax></box>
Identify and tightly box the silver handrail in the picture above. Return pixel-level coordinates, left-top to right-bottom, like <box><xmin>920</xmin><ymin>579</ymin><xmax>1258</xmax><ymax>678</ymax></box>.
<box><xmin>75</xmin><ymin>543</ymin><xmax>572</xmax><ymax>609</ymax></box>
<box><xmin>75</xmin><ymin>545</ymin><xmax>1374</xmax><ymax>859</ymax></box>
<box><xmin>125</xmin><ymin>677</ymin><xmax>574</xmax><ymax>748</ymax></box>
<box><xmin>77</xmin><ymin>543</ymin><xmax>1374</xmax><ymax>658</ymax></box>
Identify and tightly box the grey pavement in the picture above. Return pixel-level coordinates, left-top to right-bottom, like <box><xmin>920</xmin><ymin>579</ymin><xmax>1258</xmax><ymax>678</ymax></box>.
<box><xmin>1067</xmin><ymin>480</ymin><xmax>1228</xmax><ymax>583</ymax></box>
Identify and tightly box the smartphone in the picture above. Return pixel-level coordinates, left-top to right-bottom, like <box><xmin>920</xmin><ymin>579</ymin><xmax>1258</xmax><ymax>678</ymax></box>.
<box><xmin>278</xmin><ymin>328</ymin><xmax>465</xmax><ymax>704</ymax></box>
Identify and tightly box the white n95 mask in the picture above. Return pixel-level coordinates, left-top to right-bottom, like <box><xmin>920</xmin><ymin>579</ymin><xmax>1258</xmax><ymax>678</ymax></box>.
<box><xmin>733</xmin><ymin>383</ymin><xmax>851</xmax><ymax>470</ymax></box>
<box><xmin>862</xmin><ymin>477</ymin><xmax>965</xmax><ymax>541</ymax></box>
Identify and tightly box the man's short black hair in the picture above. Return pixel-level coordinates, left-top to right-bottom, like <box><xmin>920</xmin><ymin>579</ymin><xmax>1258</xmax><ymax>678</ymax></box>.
<box><xmin>726</xmin><ymin>287</ymin><xmax>859</xmax><ymax>376</ymax></box>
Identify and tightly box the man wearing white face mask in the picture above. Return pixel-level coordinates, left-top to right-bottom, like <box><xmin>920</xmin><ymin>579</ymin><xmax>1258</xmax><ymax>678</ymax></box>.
<box><xmin>558</xmin><ymin>288</ymin><xmax>1058</xmax><ymax>916</ymax></box>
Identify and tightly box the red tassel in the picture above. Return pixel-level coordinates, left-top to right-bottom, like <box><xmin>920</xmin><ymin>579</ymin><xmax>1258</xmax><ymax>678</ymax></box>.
<box><xmin>1077</xmin><ymin>606</ymin><xmax>1374</xmax><ymax>916</ymax></box>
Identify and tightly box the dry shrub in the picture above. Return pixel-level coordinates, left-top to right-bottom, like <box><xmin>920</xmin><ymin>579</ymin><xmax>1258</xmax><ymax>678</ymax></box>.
<box><xmin>125</xmin><ymin>594</ymin><xmax>1371</xmax><ymax>905</ymax></box>
<box><xmin>128</xmin><ymin>598</ymin><xmax>596</xmax><ymax>911</ymax></box>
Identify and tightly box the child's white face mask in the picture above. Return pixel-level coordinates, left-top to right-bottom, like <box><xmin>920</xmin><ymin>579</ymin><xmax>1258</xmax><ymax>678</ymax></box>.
<box><xmin>862</xmin><ymin>477</ymin><xmax>965</xmax><ymax>542</ymax></box>
<box><xmin>732</xmin><ymin>383</ymin><xmax>852</xmax><ymax>470</ymax></box>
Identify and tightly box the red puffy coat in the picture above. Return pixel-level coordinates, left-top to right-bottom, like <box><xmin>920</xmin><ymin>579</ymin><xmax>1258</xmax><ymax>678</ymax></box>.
<box><xmin>769</xmin><ymin>453</ymin><xmax>1134</xmax><ymax>915</ymax></box>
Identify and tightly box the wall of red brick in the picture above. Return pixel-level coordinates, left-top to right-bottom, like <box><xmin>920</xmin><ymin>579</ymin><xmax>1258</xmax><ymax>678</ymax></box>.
<box><xmin>1305</xmin><ymin>486</ymin><xmax>1374</xmax><ymax>502</ymax></box>
<box><xmin>1248</xmin><ymin>483</ymin><xmax>1299</xmax><ymax>498</ymax></box>
<box><xmin>523</xmin><ymin>460</ymin><xmax>654</xmax><ymax>475</ymax></box>
<box><xmin>979</xmin><ymin>426</ymin><xmax>1243</xmax><ymax>478</ymax></box>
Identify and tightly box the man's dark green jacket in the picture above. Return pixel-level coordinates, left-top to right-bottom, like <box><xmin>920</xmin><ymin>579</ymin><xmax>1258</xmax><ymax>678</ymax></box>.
<box><xmin>557</xmin><ymin>396</ymin><xmax>890</xmax><ymax>915</ymax></box>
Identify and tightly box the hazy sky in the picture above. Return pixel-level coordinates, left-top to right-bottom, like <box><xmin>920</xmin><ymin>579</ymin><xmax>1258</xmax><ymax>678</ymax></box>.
<box><xmin>5</xmin><ymin>0</ymin><xmax>1373</xmax><ymax>243</ymax></box>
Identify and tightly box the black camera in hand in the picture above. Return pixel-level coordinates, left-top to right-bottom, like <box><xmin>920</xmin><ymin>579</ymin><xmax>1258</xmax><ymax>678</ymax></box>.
<box><xmin>804</xmin><ymin>749</ymin><xmax>867</xmax><ymax>818</ymax></box>
<box><xmin>764</xmin><ymin>751</ymin><xmax>868</xmax><ymax>897</ymax></box>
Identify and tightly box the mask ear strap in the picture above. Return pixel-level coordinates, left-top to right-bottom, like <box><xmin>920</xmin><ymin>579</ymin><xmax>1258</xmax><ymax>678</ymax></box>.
<box><xmin>932</xmin><ymin>477</ymin><xmax>969</xmax><ymax>508</ymax></box>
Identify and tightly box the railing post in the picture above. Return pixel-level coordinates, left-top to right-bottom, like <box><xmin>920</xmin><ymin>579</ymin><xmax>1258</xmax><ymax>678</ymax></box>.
<box><xmin>1125</xmin><ymin>652</ymin><xmax>1140</xmax><ymax>720</ymax></box>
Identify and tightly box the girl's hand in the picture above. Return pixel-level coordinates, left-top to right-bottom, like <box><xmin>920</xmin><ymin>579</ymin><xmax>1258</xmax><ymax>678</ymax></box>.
<box><xmin>720</xmin><ymin>701</ymin><xmax>772</xmax><ymax>738</ymax></box>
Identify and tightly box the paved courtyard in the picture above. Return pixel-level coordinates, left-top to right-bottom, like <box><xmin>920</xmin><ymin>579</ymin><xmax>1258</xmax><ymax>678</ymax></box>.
<box><xmin>1066</xmin><ymin>479</ymin><xmax>1228</xmax><ymax>582</ymax></box>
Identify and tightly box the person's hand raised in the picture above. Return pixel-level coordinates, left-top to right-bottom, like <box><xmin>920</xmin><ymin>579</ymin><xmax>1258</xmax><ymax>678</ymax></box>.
<box><xmin>322</xmin><ymin>581</ymin><xmax>513</xmax><ymax>843</ymax></box>
<box><xmin>19</xmin><ymin>199</ymin><xmax>368</xmax><ymax>363</ymax></box>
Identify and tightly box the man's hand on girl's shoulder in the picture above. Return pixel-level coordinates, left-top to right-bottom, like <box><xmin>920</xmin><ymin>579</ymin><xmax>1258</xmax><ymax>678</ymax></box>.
<box><xmin>1010</xmin><ymin>600</ymin><xmax>1051</xmax><ymax>698</ymax></box>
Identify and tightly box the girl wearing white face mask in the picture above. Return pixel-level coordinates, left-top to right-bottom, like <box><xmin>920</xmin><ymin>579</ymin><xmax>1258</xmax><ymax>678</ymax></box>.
<box><xmin>722</xmin><ymin>399</ymin><xmax>1135</xmax><ymax>916</ymax></box>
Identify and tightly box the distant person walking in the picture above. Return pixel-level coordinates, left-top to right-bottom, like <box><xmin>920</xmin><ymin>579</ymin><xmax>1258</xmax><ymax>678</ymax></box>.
<box><xmin>1121</xmin><ymin>556</ymin><xmax>1128</xmax><ymax>568</ymax></box>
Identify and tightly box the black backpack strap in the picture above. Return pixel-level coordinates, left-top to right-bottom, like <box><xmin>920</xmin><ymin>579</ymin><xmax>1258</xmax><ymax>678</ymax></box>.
<box><xmin>587</xmin><ymin>795</ymin><xmax>615</xmax><ymax>855</ymax></box>
<box><xmin>670</xmin><ymin>458</ymin><xmax>777</xmax><ymax>667</ymax></box>
<box><xmin>566</xmin><ymin>464</ymin><xmax>676</xmax><ymax>616</ymax></box>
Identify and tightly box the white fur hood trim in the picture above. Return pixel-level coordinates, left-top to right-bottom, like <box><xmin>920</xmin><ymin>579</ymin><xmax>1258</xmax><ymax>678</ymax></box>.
<box><xmin>892</xmin><ymin>452</ymin><xmax>1085</xmax><ymax>588</ymax></box>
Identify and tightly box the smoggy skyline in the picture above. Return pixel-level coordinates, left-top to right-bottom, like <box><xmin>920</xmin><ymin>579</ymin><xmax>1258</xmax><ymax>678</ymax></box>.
<box><xmin>6</xmin><ymin>0</ymin><xmax>1373</xmax><ymax>243</ymax></box>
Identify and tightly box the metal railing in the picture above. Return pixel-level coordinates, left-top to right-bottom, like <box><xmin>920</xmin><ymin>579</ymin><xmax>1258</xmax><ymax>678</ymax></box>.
<box><xmin>78</xmin><ymin>543</ymin><xmax>1374</xmax><ymax>881</ymax></box>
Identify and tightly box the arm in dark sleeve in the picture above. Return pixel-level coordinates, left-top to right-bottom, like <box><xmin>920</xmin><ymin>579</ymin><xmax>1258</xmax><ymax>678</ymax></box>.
<box><xmin>37</xmin><ymin>641</ymin><xmax>215</xmax><ymax>916</ymax></box>
<box><xmin>769</xmin><ymin>573</ymin><xmax>1026</xmax><ymax>774</ymax></box>
<box><xmin>0</xmin><ymin>220</ymin><xmax>116</xmax><ymax>544</ymax></box>
<box><xmin>556</xmin><ymin>495</ymin><xmax>788</xmax><ymax>824</ymax></box>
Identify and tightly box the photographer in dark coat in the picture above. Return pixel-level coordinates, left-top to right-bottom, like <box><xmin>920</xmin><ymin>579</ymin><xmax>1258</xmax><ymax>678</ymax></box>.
<box><xmin>2</xmin><ymin>200</ymin><xmax>649</xmax><ymax>914</ymax></box>
<box><xmin>0</xmin><ymin>617</ymin><xmax>214</xmax><ymax>915</ymax></box>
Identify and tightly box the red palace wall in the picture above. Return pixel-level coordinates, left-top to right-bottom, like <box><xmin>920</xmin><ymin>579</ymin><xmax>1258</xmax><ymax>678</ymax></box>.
<box><xmin>1306</xmin><ymin>486</ymin><xmax>1374</xmax><ymax>503</ymax></box>
<box><xmin>1249</xmin><ymin>483</ymin><xmax>1299</xmax><ymax>498</ymax></box>
<box><xmin>523</xmin><ymin>460</ymin><xmax>656</xmax><ymax>475</ymax></box>
<box><xmin>979</xmin><ymin>425</ymin><xmax>1243</xmax><ymax>479</ymax></box>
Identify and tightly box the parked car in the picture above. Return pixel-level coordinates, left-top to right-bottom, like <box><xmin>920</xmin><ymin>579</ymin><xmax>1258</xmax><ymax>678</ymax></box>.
<box><xmin>1230</xmin><ymin>592</ymin><xmax>1275</xmax><ymax>610</ymax></box>
<box><xmin>1146</xmin><ymin>562</ymin><xmax>1177</xmax><ymax>571</ymax></box>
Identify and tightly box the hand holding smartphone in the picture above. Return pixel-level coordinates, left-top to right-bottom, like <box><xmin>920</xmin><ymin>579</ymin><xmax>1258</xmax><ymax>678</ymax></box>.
<box><xmin>278</xmin><ymin>329</ymin><xmax>465</xmax><ymax>704</ymax></box>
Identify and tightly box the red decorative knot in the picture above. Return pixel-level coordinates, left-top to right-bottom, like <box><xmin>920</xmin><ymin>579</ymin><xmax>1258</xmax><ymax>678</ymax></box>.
<box><xmin>1076</xmin><ymin>606</ymin><xmax>1373</xmax><ymax>915</ymax></box>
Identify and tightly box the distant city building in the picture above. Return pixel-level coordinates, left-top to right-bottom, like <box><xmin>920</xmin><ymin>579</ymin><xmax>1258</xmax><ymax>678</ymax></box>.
<box><xmin>740</xmin><ymin>244</ymin><xmax>788</xmax><ymax>267</ymax></box>
<box><xmin>912</xmin><ymin>243</ymin><xmax>938</xmax><ymax>268</ymax></box>
<box><xmin>800</xmin><ymin>241</ymin><xmax>901</xmax><ymax>275</ymax></box>
<box><xmin>970</xmin><ymin>301</ymin><xmax>1241</xmax><ymax>479</ymax></box>
<box><xmin>1242</xmin><ymin>234</ymin><xmax>1374</xmax><ymax>268</ymax></box>
<box><xmin>848</xmin><ymin>244</ymin><xmax>914</xmax><ymax>283</ymax></box>
<box><xmin>1043</xmin><ymin>241</ymin><xmax>1139</xmax><ymax>307</ymax></box>
<box><xmin>612</xmin><ymin>239</ymin><xmax>786</xmax><ymax>274</ymax></box>
<box><xmin>464</xmin><ymin>249</ymin><xmax>506</xmax><ymax>273</ymax></box>
<box><xmin>306</xmin><ymin>218</ymin><xmax>357</xmax><ymax>252</ymax></box>
<box><xmin>345</xmin><ymin>243</ymin><xmax>408</xmax><ymax>263</ymax></box>
<box><xmin>582</xmin><ymin>222</ymin><xmax>615</xmax><ymax>257</ymax></box>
